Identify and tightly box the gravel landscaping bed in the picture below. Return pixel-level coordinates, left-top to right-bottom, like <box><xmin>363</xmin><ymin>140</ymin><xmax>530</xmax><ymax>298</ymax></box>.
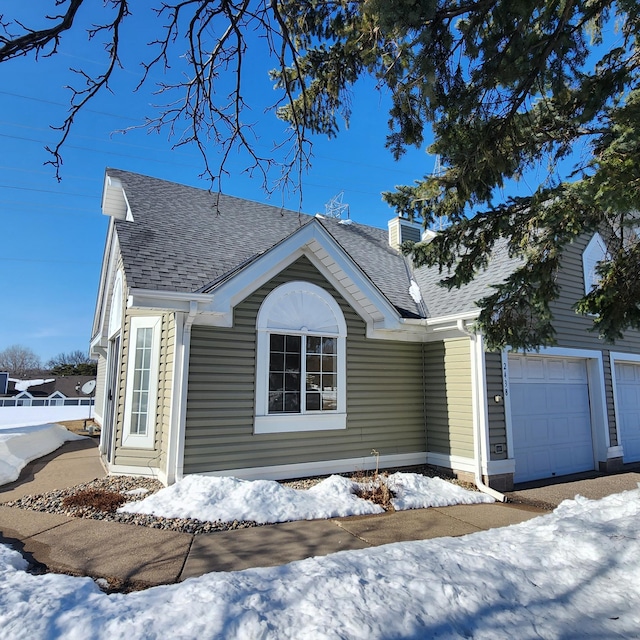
<box><xmin>2</xmin><ymin>465</ymin><xmax>478</xmax><ymax>535</ymax></box>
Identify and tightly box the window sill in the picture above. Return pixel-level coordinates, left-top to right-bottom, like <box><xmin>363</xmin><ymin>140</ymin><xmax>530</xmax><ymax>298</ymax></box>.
<box><xmin>254</xmin><ymin>413</ymin><xmax>347</xmax><ymax>434</ymax></box>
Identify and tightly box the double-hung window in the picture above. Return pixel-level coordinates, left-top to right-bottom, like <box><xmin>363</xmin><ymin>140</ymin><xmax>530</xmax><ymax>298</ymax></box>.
<box><xmin>255</xmin><ymin>281</ymin><xmax>346</xmax><ymax>434</ymax></box>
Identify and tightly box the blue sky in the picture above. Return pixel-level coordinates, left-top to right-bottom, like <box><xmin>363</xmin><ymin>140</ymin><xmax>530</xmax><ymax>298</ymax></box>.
<box><xmin>0</xmin><ymin>3</ymin><xmax>431</xmax><ymax>364</ymax></box>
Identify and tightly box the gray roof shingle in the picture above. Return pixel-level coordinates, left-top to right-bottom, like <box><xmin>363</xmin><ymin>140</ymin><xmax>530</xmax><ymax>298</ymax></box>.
<box><xmin>108</xmin><ymin>169</ymin><xmax>519</xmax><ymax>321</ymax></box>
<box><xmin>107</xmin><ymin>169</ymin><xmax>423</xmax><ymax>318</ymax></box>
<box><xmin>412</xmin><ymin>238</ymin><xmax>521</xmax><ymax>317</ymax></box>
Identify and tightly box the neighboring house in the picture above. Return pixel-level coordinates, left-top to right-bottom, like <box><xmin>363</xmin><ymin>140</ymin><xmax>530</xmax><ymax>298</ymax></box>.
<box><xmin>0</xmin><ymin>376</ymin><xmax>96</xmax><ymax>407</ymax></box>
<box><xmin>89</xmin><ymin>168</ymin><xmax>640</xmax><ymax>491</ymax></box>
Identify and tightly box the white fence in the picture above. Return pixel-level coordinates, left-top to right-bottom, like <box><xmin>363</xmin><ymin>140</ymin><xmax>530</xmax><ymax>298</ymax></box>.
<box><xmin>0</xmin><ymin>398</ymin><xmax>94</xmax><ymax>407</ymax></box>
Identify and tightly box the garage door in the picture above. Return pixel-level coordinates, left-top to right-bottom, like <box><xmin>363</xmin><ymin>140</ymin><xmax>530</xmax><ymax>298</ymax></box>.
<box><xmin>614</xmin><ymin>362</ymin><xmax>640</xmax><ymax>463</ymax></box>
<box><xmin>509</xmin><ymin>355</ymin><xmax>594</xmax><ymax>483</ymax></box>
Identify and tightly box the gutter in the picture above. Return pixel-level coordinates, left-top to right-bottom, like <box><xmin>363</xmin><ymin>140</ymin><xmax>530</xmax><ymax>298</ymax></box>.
<box><xmin>457</xmin><ymin>319</ymin><xmax>507</xmax><ymax>503</ymax></box>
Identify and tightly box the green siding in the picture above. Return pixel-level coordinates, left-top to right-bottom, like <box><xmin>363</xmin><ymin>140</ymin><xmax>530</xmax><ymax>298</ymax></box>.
<box><xmin>482</xmin><ymin>233</ymin><xmax>640</xmax><ymax>453</ymax></box>
<box><xmin>183</xmin><ymin>256</ymin><xmax>426</xmax><ymax>475</ymax></box>
<box><xmin>423</xmin><ymin>338</ymin><xmax>474</xmax><ymax>458</ymax></box>
<box><xmin>548</xmin><ymin>234</ymin><xmax>640</xmax><ymax>447</ymax></box>
<box><xmin>484</xmin><ymin>351</ymin><xmax>507</xmax><ymax>459</ymax></box>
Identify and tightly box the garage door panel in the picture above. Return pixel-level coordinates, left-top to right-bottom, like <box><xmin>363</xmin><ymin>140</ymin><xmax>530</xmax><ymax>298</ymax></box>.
<box><xmin>510</xmin><ymin>355</ymin><xmax>594</xmax><ymax>483</ymax></box>
<box><xmin>615</xmin><ymin>361</ymin><xmax>640</xmax><ymax>463</ymax></box>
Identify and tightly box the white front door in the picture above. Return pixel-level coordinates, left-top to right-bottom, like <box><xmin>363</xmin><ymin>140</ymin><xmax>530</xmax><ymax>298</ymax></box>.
<box><xmin>509</xmin><ymin>355</ymin><xmax>595</xmax><ymax>483</ymax></box>
<box><xmin>614</xmin><ymin>362</ymin><xmax>640</xmax><ymax>463</ymax></box>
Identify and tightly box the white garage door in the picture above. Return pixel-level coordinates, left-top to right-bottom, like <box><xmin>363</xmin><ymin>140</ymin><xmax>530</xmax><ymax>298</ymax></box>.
<box><xmin>614</xmin><ymin>362</ymin><xmax>640</xmax><ymax>463</ymax></box>
<box><xmin>509</xmin><ymin>355</ymin><xmax>594</xmax><ymax>483</ymax></box>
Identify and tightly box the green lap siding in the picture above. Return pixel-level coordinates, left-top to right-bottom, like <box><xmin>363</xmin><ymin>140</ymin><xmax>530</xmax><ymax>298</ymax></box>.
<box><xmin>484</xmin><ymin>351</ymin><xmax>507</xmax><ymax>460</ymax></box>
<box><xmin>548</xmin><ymin>235</ymin><xmax>640</xmax><ymax>448</ymax></box>
<box><xmin>423</xmin><ymin>338</ymin><xmax>474</xmax><ymax>458</ymax></box>
<box><xmin>183</xmin><ymin>257</ymin><xmax>426</xmax><ymax>475</ymax></box>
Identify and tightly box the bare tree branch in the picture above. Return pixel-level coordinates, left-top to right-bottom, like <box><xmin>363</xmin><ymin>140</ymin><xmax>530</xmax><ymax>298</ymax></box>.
<box><xmin>0</xmin><ymin>0</ymin><xmax>85</xmax><ymax>62</ymax></box>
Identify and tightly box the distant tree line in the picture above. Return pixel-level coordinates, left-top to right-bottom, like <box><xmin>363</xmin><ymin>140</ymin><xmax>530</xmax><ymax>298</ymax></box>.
<box><xmin>0</xmin><ymin>345</ymin><xmax>97</xmax><ymax>378</ymax></box>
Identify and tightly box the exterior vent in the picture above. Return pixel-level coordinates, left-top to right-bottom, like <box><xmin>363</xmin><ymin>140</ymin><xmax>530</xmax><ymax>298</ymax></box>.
<box><xmin>388</xmin><ymin>216</ymin><xmax>422</xmax><ymax>250</ymax></box>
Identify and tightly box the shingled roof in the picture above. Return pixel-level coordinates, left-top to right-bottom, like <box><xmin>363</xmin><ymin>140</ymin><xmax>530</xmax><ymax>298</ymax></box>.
<box><xmin>106</xmin><ymin>169</ymin><xmax>516</xmax><ymax>321</ymax></box>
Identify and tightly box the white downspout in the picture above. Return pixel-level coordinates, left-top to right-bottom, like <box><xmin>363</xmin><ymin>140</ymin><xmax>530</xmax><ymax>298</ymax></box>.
<box><xmin>173</xmin><ymin>301</ymin><xmax>198</xmax><ymax>483</ymax></box>
<box><xmin>457</xmin><ymin>320</ymin><xmax>507</xmax><ymax>502</ymax></box>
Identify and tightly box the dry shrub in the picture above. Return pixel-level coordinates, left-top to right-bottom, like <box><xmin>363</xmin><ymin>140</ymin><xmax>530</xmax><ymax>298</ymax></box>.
<box><xmin>62</xmin><ymin>489</ymin><xmax>127</xmax><ymax>513</ymax></box>
<box><xmin>352</xmin><ymin>468</ymin><xmax>394</xmax><ymax>511</ymax></box>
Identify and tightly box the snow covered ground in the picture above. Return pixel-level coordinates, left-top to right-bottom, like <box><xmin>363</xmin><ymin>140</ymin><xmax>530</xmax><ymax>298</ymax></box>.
<box><xmin>118</xmin><ymin>472</ymin><xmax>495</xmax><ymax>523</ymax></box>
<box><xmin>0</xmin><ymin>423</ymin><xmax>84</xmax><ymax>485</ymax></box>
<box><xmin>1</xmin><ymin>489</ymin><xmax>639</xmax><ymax>639</ymax></box>
<box><xmin>0</xmin><ymin>405</ymin><xmax>94</xmax><ymax>429</ymax></box>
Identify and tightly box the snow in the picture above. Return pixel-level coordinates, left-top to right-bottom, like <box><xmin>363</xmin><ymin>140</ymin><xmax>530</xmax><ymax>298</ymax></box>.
<box><xmin>0</xmin><ymin>423</ymin><xmax>84</xmax><ymax>486</ymax></box>
<box><xmin>9</xmin><ymin>378</ymin><xmax>55</xmax><ymax>392</ymax></box>
<box><xmin>387</xmin><ymin>473</ymin><xmax>495</xmax><ymax>509</ymax></box>
<box><xmin>118</xmin><ymin>473</ymin><xmax>494</xmax><ymax>524</ymax></box>
<box><xmin>409</xmin><ymin>279</ymin><xmax>422</xmax><ymax>304</ymax></box>
<box><xmin>1</xmin><ymin>489</ymin><xmax>639</xmax><ymax>638</ymax></box>
<box><xmin>0</xmin><ymin>405</ymin><xmax>94</xmax><ymax>428</ymax></box>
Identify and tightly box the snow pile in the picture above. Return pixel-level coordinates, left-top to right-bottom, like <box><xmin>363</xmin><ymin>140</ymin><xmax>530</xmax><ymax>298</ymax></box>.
<box><xmin>2</xmin><ymin>490</ymin><xmax>640</xmax><ymax>638</ymax></box>
<box><xmin>10</xmin><ymin>378</ymin><xmax>54</xmax><ymax>392</ymax></box>
<box><xmin>0</xmin><ymin>423</ymin><xmax>84</xmax><ymax>485</ymax></box>
<box><xmin>409</xmin><ymin>279</ymin><xmax>422</xmax><ymax>304</ymax></box>
<box><xmin>119</xmin><ymin>473</ymin><xmax>495</xmax><ymax>524</ymax></box>
<box><xmin>119</xmin><ymin>474</ymin><xmax>385</xmax><ymax>523</ymax></box>
<box><xmin>387</xmin><ymin>472</ymin><xmax>495</xmax><ymax>509</ymax></box>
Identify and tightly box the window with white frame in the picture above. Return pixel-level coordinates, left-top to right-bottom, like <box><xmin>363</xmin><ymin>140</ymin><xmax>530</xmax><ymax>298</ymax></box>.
<box><xmin>122</xmin><ymin>316</ymin><xmax>161</xmax><ymax>448</ymax></box>
<box><xmin>582</xmin><ymin>233</ymin><xmax>608</xmax><ymax>294</ymax></box>
<box><xmin>255</xmin><ymin>281</ymin><xmax>347</xmax><ymax>434</ymax></box>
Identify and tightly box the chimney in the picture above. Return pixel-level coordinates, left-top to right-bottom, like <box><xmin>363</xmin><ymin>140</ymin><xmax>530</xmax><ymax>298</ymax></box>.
<box><xmin>0</xmin><ymin>372</ymin><xmax>8</xmax><ymax>395</ymax></box>
<box><xmin>388</xmin><ymin>216</ymin><xmax>422</xmax><ymax>250</ymax></box>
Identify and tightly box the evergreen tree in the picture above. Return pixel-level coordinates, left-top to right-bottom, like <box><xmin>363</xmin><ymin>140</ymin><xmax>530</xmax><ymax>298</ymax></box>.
<box><xmin>2</xmin><ymin>1</ymin><xmax>639</xmax><ymax>347</ymax></box>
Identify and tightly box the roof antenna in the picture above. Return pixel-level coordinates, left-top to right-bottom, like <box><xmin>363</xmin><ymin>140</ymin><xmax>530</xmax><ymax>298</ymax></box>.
<box><xmin>324</xmin><ymin>191</ymin><xmax>350</xmax><ymax>220</ymax></box>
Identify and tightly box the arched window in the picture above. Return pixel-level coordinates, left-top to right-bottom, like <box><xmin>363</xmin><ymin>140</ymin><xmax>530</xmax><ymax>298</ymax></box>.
<box><xmin>255</xmin><ymin>281</ymin><xmax>347</xmax><ymax>434</ymax></box>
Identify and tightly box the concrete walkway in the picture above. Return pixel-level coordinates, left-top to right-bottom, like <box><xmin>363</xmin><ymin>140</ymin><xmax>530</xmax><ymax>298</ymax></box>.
<box><xmin>2</xmin><ymin>438</ymin><xmax>636</xmax><ymax>591</ymax></box>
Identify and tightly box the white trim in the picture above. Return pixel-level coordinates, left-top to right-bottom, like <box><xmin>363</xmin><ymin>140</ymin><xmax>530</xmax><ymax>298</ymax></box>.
<box><xmin>608</xmin><ymin>445</ymin><xmax>624</xmax><ymax>459</ymax></box>
<box><xmin>424</xmin><ymin>310</ymin><xmax>481</xmax><ymax>327</ymax></box>
<box><xmin>105</xmin><ymin>464</ymin><xmax>161</xmax><ymax>481</ymax></box>
<box><xmin>121</xmin><ymin>316</ymin><xmax>161</xmax><ymax>449</ymax></box>
<box><xmin>473</xmin><ymin>335</ymin><xmax>491</xmax><ymax>470</ymax></box>
<box><xmin>608</xmin><ymin>351</ymin><xmax>640</xmax><ymax>462</ymax></box>
<box><xmin>165</xmin><ymin>311</ymin><xmax>184</xmax><ymax>485</ymax></box>
<box><xmin>500</xmin><ymin>350</ymin><xmax>516</xmax><ymax>460</ymax></box>
<box><xmin>426</xmin><ymin>452</ymin><xmax>475</xmax><ymax>473</ymax></box>
<box><xmin>102</xmin><ymin>174</ymin><xmax>132</xmax><ymax>220</ymax></box>
<box><xmin>108</xmin><ymin>270</ymin><xmax>124</xmax><ymax>339</ymax></box>
<box><xmin>91</xmin><ymin>221</ymin><xmax>121</xmax><ymax>356</ymax></box>
<box><xmin>175</xmin><ymin>304</ymin><xmax>198</xmax><ymax>482</ymax></box>
<box><xmin>255</xmin><ymin>413</ymin><xmax>347</xmax><ymax>434</ymax></box>
<box><xmin>127</xmin><ymin>289</ymin><xmax>214</xmax><ymax>313</ymax></box>
<box><xmin>610</xmin><ymin>351</ymin><xmax>640</xmax><ymax>364</ymax></box>
<box><xmin>254</xmin><ymin>282</ymin><xmax>347</xmax><ymax>434</ymax></box>
<box><xmin>426</xmin><ymin>451</ymin><xmax>515</xmax><ymax>476</ymax></box>
<box><xmin>190</xmin><ymin>452</ymin><xmax>428</xmax><ymax>482</ymax></box>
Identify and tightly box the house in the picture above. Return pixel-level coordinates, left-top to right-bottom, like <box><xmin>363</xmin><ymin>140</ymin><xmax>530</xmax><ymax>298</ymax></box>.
<box><xmin>0</xmin><ymin>376</ymin><xmax>96</xmax><ymax>407</ymax></box>
<box><xmin>89</xmin><ymin>169</ymin><xmax>640</xmax><ymax>492</ymax></box>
